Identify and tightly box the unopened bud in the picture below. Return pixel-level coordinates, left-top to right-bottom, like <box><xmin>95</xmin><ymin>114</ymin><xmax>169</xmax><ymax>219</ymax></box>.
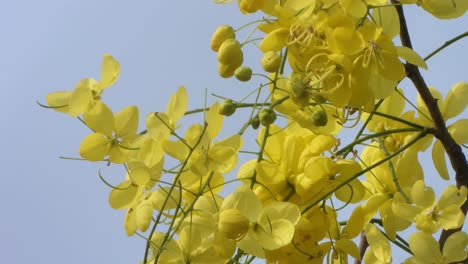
<box><xmin>258</xmin><ymin>108</ymin><xmax>277</xmax><ymax>126</ymax></box>
<box><xmin>218</xmin><ymin>63</ymin><xmax>237</xmax><ymax>78</ymax></box>
<box><xmin>218</xmin><ymin>99</ymin><xmax>236</xmax><ymax>116</ymax></box>
<box><xmin>218</xmin><ymin>39</ymin><xmax>243</xmax><ymax>67</ymax></box>
<box><xmin>311</xmin><ymin>109</ymin><xmax>328</xmax><ymax>127</ymax></box>
<box><xmin>210</xmin><ymin>25</ymin><xmax>236</xmax><ymax>52</ymax></box>
<box><xmin>261</xmin><ymin>51</ymin><xmax>281</xmax><ymax>73</ymax></box>
<box><xmin>234</xmin><ymin>66</ymin><xmax>252</xmax><ymax>82</ymax></box>
<box><xmin>251</xmin><ymin>116</ymin><xmax>260</xmax><ymax>129</ymax></box>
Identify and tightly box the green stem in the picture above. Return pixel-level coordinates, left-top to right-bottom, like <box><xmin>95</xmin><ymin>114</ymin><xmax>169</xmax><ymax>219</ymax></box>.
<box><xmin>424</xmin><ymin>31</ymin><xmax>468</xmax><ymax>61</ymax></box>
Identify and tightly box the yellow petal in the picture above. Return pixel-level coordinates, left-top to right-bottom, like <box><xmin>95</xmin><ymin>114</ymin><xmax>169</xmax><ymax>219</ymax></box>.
<box><xmin>108</xmin><ymin>180</ymin><xmax>139</xmax><ymax>209</ymax></box>
<box><xmin>411</xmin><ymin>180</ymin><xmax>435</xmax><ymax>208</ymax></box>
<box><xmin>99</xmin><ymin>54</ymin><xmax>120</xmax><ymax>88</ymax></box>
<box><xmin>432</xmin><ymin>140</ymin><xmax>449</xmax><ymax>180</ymax></box>
<box><xmin>437</xmin><ymin>205</ymin><xmax>465</xmax><ymax>230</ymax></box>
<box><xmin>373</xmin><ymin>5</ymin><xmax>399</xmax><ymax>39</ymax></box>
<box><xmin>46</xmin><ymin>91</ymin><xmax>71</xmax><ymax>113</ymax></box>
<box><xmin>115</xmin><ymin>105</ymin><xmax>138</xmax><ymax>137</ymax></box>
<box><xmin>438</xmin><ymin>185</ymin><xmax>467</xmax><ymax>209</ymax></box>
<box><xmin>221</xmin><ymin>185</ymin><xmax>262</xmax><ymax>222</ymax></box>
<box><xmin>335</xmin><ymin>238</ymin><xmax>360</xmax><ymax>259</ymax></box>
<box><xmin>146</xmin><ymin>112</ymin><xmax>171</xmax><ymax>141</ymax></box>
<box><xmin>83</xmin><ymin>101</ymin><xmax>114</xmax><ymax>136</ymax></box>
<box><xmin>259</xmin><ymin>202</ymin><xmax>300</xmax><ymax>226</ymax></box>
<box><xmin>259</xmin><ymin>27</ymin><xmax>289</xmax><ymax>53</ymax></box>
<box><xmin>409</xmin><ymin>232</ymin><xmax>442</xmax><ymax>262</ymax></box>
<box><xmin>68</xmin><ymin>78</ymin><xmax>97</xmax><ymax>116</ymax></box>
<box><xmin>365</xmin><ymin>223</ymin><xmax>391</xmax><ymax>263</ymax></box>
<box><xmin>166</xmin><ymin>86</ymin><xmax>188</xmax><ymax>124</ymax></box>
<box><xmin>443</xmin><ymin>231</ymin><xmax>468</xmax><ymax>262</ymax></box>
<box><xmin>396</xmin><ymin>46</ymin><xmax>428</xmax><ymax>70</ymax></box>
<box><xmin>342</xmin><ymin>206</ymin><xmax>365</xmax><ymax>239</ymax></box>
<box><xmin>237</xmin><ymin>231</ymin><xmax>265</xmax><ymax>258</ymax></box>
<box><xmin>340</xmin><ymin>0</ymin><xmax>367</xmax><ymax>18</ymax></box>
<box><xmin>449</xmin><ymin>119</ymin><xmax>468</xmax><ymax>144</ymax></box>
<box><xmin>441</xmin><ymin>82</ymin><xmax>468</xmax><ymax>120</ymax></box>
<box><xmin>124</xmin><ymin>208</ymin><xmax>137</xmax><ymax>236</ymax></box>
<box><xmin>150</xmin><ymin>187</ymin><xmax>182</xmax><ymax>211</ymax></box>
<box><xmin>79</xmin><ymin>133</ymin><xmax>110</xmax><ymax>161</ymax></box>
<box><xmin>127</xmin><ymin>161</ymin><xmax>151</xmax><ymax>186</ymax></box>
<box><xmin>206</xmin><ymin>101</ymin><xmax>224</xmax><ymax>139</ymax></box>
<box><xmin>255</xmin><ymin>219</ymin><xmax>295</xmax><ymax>250</ymax></box>
<box><xmin>136</xmin><ymin>199</ymin><xmax>153</xmax><ymax>232</ymax></box>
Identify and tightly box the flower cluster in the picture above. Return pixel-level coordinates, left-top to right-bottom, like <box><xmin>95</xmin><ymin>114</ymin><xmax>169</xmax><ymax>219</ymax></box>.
<box><xmin>43</xmin><ymin>0</ymin><xmax>468</xmax><ymax>263</ymax></box>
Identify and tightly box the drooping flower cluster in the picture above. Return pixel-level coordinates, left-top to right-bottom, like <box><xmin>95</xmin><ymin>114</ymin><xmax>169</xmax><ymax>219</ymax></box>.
<box><xmin>43</xmin><ymin>0</ymin><xmax>468</xmax><ymax>263</ymax></box>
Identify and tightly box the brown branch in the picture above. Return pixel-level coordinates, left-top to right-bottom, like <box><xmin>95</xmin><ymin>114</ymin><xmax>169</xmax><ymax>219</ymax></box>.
<box><xmin>393</xmin><ymin>2</ymin><xmax>468</xmax><ymax>250</ymax></box>
<box><xmin>354</xmin><ymin>231</ymin><xmax>368</xmax><ymax>264</ymax></box>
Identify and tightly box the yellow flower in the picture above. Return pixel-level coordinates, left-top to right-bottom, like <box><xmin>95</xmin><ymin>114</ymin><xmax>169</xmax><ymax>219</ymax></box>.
<box><xmin>404</xmin><ymin>231</ymin><xmax>468</xmax><ymax>263</ymax></box>
<box><xmin>46</xmin><ymin>54</ymin><xmax>120</xmax><ymax>116</ymax></box>
<box><xmin>393</xmin><ymin>181</ymin><xmax>467</xmax><ymax>233</ymax></box>
<box><xmin>79</xmin><ymin>102</ymin><xmax>139</xmax><ymax>163</ymax></box>
<box><xmin>221</xmin><ymin>185</ymin><xmax>301</xmax><ymax>259</ymax></box>
<box><xmin>146</xmin><ymin>86</ymin><xmax>188</xmax><ymax>142</ymax></box>
<box><xmin>164</xmin><ymin>102</ymin><xmax>242</xmax><ymax>176</ymax></box>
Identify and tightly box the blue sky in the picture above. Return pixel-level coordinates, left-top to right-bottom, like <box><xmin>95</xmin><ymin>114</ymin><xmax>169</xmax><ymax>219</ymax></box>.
<box><xmin>1</xmin><ymin>1</ymin><xmax>467</xmax><ymax>263</ymax></box>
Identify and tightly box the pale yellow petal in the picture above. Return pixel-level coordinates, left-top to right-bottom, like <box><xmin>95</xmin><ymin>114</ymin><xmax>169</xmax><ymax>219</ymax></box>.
<box><xmin>83</xmin><ymin>101</ymin><xmax>114</xmax><ymax>136</ymax></box>
<box><xmin>115</xmin><ymin>105</ymin><xmax>139</xmax><ymax>137</ymax></box>
<box><xmin>396</xmin><ymin>46</ymin><xmax>428</xmax><ymax>70</ymax></box>
<box><xmin>373</xmin><ymin>5</ymin><xmax>400</xmax><ymax>39</ymax></box>
<box><xmin>432</xmin><ymin>140</ymin><xmax>450</xmax><ymax>180</ymax></box>
<box><xmin>443</xmin><ymin>231</ymin><xmax>468</xmax><ymax>262</ymax></box>
<box><xmin>46</xmin><ymin>91</ymin><xmax>71</xmax><ymax>113</ymax></box>
<box><xmin>365</xmin><ymin>223</ymin><xmax>391</xmax><ymax>263</ymax></box>
<box><xmin>166</xmin><ymin>86</ymin><xmax>188</xmax><ymax>124</ymax></box>
<box><xmin>206</xmin><ymin>101</ymin><xmax>224</xmax><ymax>139</ymax></box>
<box><xmin>108</xmin><ymin>180</ymin><xmax>139</xmax><ymax>209</ymax></box>
<box><xmin>99</xmin><ymin>54</ymin><xmax>120</xmax><ymax>88</ymax></box>
<box><xmin>79</xmin><ymin>133</ymin><xmax>110</xmax><ymax>161</ymax></box>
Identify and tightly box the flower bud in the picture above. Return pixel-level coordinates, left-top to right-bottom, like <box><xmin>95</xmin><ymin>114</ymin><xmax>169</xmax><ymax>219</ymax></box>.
<box><xmin>311</xmin><ymin>109</ymin><xmax>328</xmax><ymax>127</ymax></box>
<box><xmin>251</xmin><ymin>116</ymin><xmax>260</xmax><ymax>129</ymax></box>
<box><xmin>218</xmin><ymin>63</ymin><xmax>237</xmax><ymax>78</ymax></box>
<box><xmin>210</xmin><ymin>25</ymin><xmax>236</xmax><ymax>52</ymax></box>
<box><xmin>261</xmin><ymin>51</ymin><xmax>281</xmax><ymax>73</ymax></box>
<box><xmin>234</xmin><ymin>66</ymin><xmax>252</xmax><ymax>82</ymax></box>
<box><xmin>218</xmin><ymin>208</ymin><xmax>250</xmax><ymax>240</ymax></box>
<box><xmin>218</xmin><ymin>99</ymin><xmax>237</xmax><ymax>116</ymax></box>
<box><xmin>217</xmin><ymin>39</ymin><xmax>243</xmax><ymax>67</ymax></box>
<box><xmin>258</xmin><ymin>108</ymin><xmax>277</xmax><ymax>126</ymax></box>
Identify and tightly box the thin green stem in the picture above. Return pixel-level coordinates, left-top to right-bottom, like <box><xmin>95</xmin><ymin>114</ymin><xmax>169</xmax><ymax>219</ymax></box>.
<box><xmin>424</xmin><ymin>31</ymin><xmax>468</xmax><ymax>61</ymax></box>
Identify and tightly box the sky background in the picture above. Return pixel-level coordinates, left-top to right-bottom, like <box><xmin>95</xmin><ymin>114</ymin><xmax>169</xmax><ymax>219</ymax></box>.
<box><xmin>1</xmin><ymin>1</ymin><xmax>467</xmax><ymax>263</ymax></box>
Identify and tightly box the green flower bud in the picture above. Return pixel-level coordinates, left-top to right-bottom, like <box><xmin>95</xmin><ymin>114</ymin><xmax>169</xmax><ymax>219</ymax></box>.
<box><xmin>261</xmin><ymin>51</ymin><xmax>281</xmax><ymax>73</ymax></box>
<box><xmin>210</xmin><ymin>25</ymin><xmax>236</xmax><ymax>52</ymax></box>
<box><xmin>251</xmin><ymin>116</ymin><xmax>260</xmax><ymax>129</ymax></box>
<box><xmin>258</xmin><ymin>108</ymin><xmax>277</xmax><ymax>126</ymax></box>
<box><xmin>218</xmin><ymin>99</ymin><xmax>236</xmax><ymax>116</ymax></box>
<box><xmin>234</xmin><ymin>66</ymin><xmax>252</xmax><ymax>82</ymax></box>
<box><xmin>311</xmin><ymin>109</ymin><xmax>328</xmax><ymax>127</ymax></box>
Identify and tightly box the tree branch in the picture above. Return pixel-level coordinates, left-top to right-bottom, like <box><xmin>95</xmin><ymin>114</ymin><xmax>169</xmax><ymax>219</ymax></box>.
<box><xmin>393</xmin><ymin>2</ymin><xmax>468</xmax><ymax>249</ymax></box>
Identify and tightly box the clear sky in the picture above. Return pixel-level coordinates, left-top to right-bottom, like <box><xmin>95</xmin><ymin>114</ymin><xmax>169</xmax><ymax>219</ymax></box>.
<box><xmin>1</xmin><ymin>1</ymin><xmax>467</xmax><ymax>263</ymax></box>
